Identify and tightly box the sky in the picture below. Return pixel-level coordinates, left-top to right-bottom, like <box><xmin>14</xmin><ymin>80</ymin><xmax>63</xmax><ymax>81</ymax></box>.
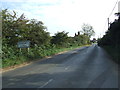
<box><xmin>1</xmin><ymin>0</ymin><xmax>119</xmax><ymax>39</ymax></box>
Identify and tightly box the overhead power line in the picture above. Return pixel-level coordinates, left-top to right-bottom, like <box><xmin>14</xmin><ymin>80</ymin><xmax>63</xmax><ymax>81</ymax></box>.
<box><xmin>102</xmin><ymin>0</ymin><xmax>119</xmax><ymax>35</ymax></box>
<box><xmin>103</xmin><ymin>18</ymin><xmax>108</xmax><ymax>31</ymax></box>
<box><xmin>108</xmin><ymin>0</ymin><xmax>119</xmax><ymax>18</ymax></box>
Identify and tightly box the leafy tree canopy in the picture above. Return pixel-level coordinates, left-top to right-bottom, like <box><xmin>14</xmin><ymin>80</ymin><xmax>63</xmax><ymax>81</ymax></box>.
<box><xmin>81</xmin><ymin>23</ymin><xmax>95</xmax><ymax>38</ymax></box>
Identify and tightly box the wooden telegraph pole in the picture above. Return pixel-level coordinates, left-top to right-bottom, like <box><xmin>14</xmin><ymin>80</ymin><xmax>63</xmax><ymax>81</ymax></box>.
<box><xmin>107</xmin><ymin>18</ymin><xmax>110</xmax><ymax>29</ymax></box>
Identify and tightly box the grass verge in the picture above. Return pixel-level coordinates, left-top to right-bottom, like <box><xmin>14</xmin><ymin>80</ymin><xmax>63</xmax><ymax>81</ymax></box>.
<box><xmin>2</xmin><ymin>45</ymin><xmax>90</xmax><ymax>70</ymax></box>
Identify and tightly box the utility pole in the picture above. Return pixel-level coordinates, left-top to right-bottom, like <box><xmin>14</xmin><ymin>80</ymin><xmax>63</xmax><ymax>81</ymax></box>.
<box><xmin>116</xmin><ymin>1</ymin><xmax>120</xmax><ymax>63</ymax></box>
<box><xmin>118</xmin><ymin>1</ymin><xmax>120</xmax><ymax>18</ymax></box>
<box><xmin>107</xmin><ymin>18</ymin><xmax>110</xmax><ymax>29</ymax></box>
<box><xmin>118</xmin><ymin>1</ymin><xmax>120</xmax><ymax>13</ymax></box>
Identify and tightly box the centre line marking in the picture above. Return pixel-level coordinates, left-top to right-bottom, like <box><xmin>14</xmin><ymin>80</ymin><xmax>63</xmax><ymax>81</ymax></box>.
<box><xmin>65</xmin><ymin>66</ymin><xmax>70</xmax><ymax>70</ymax></box>
<box><xmin>39</xmin><ymin>79</ymin><xmax>53</xmax><ymax>88</ymax></box>
<box><xmin>65</xmin><ymin>68</ymin><xmax>68</xmax><ymax>70</ymax></box>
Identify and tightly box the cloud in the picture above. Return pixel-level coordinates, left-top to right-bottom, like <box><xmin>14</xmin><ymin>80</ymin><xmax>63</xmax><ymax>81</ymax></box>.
<box><xmin>1</xmin><ymin>0</ymin><xmax>119</xmax><ymax>38</ymax></box>
<box><xmin>1</xmin><ymin>0</ymin><xmax>60</xmax><ymax>3</ymax></box>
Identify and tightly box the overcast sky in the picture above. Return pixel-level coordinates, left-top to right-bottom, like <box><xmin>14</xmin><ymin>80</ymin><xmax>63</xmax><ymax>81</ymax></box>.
<box><xmin>1</xmin><ymin>0</ymin><xmax>119</xmax><ymax>39</ymax></box>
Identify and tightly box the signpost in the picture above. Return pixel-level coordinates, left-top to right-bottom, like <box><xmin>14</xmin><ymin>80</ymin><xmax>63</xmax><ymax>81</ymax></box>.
<box><xmin>17</xmin><ymin>40</ymin><xmax>30</xmax><ymax>48</ymax></box>
<box><xmin>17</xmin><ymin>40</ymin><xmax>30</xmax><ymax>53</ymax></box>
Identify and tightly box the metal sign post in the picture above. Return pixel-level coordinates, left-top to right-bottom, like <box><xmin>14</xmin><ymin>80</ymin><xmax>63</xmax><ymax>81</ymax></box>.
<box><xmin>20</xmin><ymin>48</ymin><xmax>22</xmax><ymax>52</ymax></box>
<box><xmin>28</xmin><ymin>48</ymin><xmax>30</xmax><ymax>53</ymax></box>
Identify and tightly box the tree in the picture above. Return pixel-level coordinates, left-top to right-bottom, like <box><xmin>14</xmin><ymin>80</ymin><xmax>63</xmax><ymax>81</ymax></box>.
<box><xmin>74</xmin><ymin>34</ymin><xmax>90</xmax><ymax>45</ymax></box>
<box><xmin>98</xmin><ymin>17</ymin><xmax>120</xmax><ymax>46</ymax></box>
<box><xmin>26</xmin><ymin>19</ymin><xmax>51</xmax><ymax>47</ymax></box>
<box><xmin>81</xmin><ymin>23</ymin><xmax>95</xmax><ymax>38</ymax></box>
<box><xmin>2</xmin><ymin>9</ymin><xmax>51</xmax><ymax>47</ymax></box>
<box><xmin>98</xmin><ymin>14</ymin><xmax>120</xmax><ymax>63</ymax></box>
<box><xmin>51</xmin><ymin>31</ymin><xmax>69</xmax><ymax>47</ymax></box>
<box><xmin>2</xmin><ymin>9</ymin><xmax>22</xmax><ymax>46</ymax></box>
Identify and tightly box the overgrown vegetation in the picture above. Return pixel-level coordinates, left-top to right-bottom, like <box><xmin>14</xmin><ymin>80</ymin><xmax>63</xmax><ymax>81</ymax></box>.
<box><xmin>1</xmin><ymin>9</ymin><xmax>95</xmax><ymax>68</ymax></box>
<box><xmin>98</xmin><ymin>13</ymin><xmax>120</xmax><ymax>64</ymax></box>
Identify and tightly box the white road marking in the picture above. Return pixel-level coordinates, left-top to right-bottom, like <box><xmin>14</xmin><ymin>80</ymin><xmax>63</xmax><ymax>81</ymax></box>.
<box><xmin>65</xmin><ymin>68</ymin><xmax>68</xmax><ymax>70</ymax></box>
<box><xmin>39</xmin><ymin>79</ymin><xmax>53</xmax><ymax>88</ymax></box>
<box><xmin>65</xmin><ymin>66</ymin><xmax>70</xmax><ymax>70</ymax></box>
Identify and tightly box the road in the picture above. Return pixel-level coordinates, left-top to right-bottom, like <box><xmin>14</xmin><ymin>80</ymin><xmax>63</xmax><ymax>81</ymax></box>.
<box><xmin>2</xmin><ymin>44</ymin><xmax>119</xmax><ymax>88</ymax></box>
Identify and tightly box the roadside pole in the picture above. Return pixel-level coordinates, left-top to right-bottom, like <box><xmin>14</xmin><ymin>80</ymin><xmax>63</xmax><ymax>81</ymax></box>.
<box><xmin>107</xmin><ymin>18</ymin><xmax>110</xmax><ymax>29</ymax></box>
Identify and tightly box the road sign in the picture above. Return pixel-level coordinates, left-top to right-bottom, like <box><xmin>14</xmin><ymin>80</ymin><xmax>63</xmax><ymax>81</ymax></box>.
<box><xmin>17</xmin><ymin>40</ymin><xmax>30</xmax><ymax>48</ymax></box>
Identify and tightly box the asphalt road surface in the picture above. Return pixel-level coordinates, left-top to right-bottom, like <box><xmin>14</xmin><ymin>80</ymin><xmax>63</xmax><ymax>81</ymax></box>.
<box><xmin>2</xmin><ymin>44</ymin><xmax>119</xmax><ymax>88</ymax></box>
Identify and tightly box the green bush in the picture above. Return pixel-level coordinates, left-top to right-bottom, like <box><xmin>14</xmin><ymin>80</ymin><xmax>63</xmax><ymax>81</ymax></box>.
<box><xmin>2</xmin><ymin>43</ymin><xmax>84</xmax><ymax>68</ymax></box>
<box><xmin>103</xmin><ymin>46</ymin><xmax>120</xmax><ymax>64</ymax></box>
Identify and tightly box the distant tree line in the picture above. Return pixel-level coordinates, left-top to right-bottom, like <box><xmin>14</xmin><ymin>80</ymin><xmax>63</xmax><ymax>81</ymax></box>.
<box><xmin>1</xmin><ymin>9</ymin><xmax>95</xmax><ymax>67</ymax></box>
